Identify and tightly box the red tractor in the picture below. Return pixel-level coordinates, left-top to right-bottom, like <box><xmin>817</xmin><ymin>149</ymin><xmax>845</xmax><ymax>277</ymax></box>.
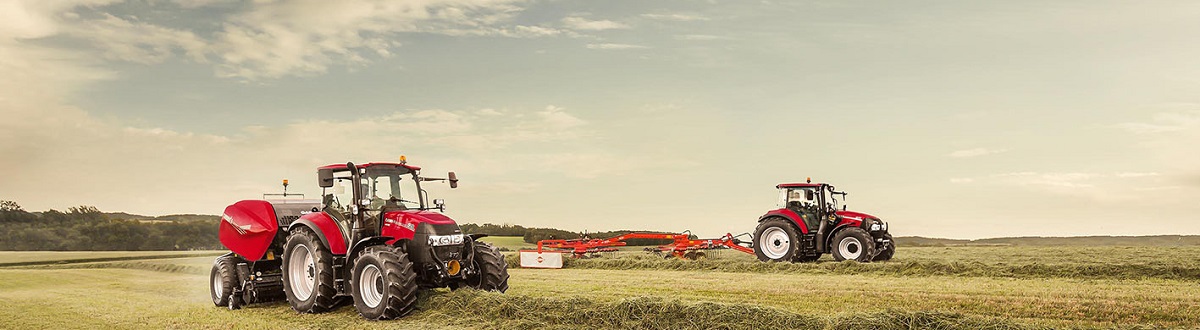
<box><xmin>209</xmin><ymin>160</ymin><xmax>509</xmax><ymax>320</ymax></box>
<box><xmin>753</xmin><ymin>180</ymin><xmax>893</xmax><ymax>262</ymax></box>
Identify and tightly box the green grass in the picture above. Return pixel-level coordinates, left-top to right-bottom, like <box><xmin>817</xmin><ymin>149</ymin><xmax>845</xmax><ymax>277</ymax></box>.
<box><xmin>2</xmin><ymin>248</ymin><xmax>1198</xmax><ymax>329</ymax></box>
<box><xmin>527</xmin><ymin>246</ymin><xmax>1200</xmax><ymax>282</ymax></box>
<box><xmin>477</xmin><ymin>236</ymin><xmax>533</xmax><ymax>251</ymax></box>
<box><xmin>0</xmin><ymin>250</ymin><xmax>223</xmax><ymax>266</ymax></box>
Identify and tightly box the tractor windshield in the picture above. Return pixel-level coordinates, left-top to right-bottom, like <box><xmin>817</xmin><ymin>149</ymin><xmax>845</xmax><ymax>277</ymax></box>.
<box><xmin>363</xmin><ymin>166</ymin><xmax>421</xmax><ymax>210</ymax></box>
<box><xmin>780</xmin><ymin>187</ymin><xmax>820</xmax><ymax>209</ymax></box>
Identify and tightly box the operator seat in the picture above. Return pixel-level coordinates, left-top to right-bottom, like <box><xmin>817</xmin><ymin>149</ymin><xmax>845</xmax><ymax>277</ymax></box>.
<box><xmin>787</xmin><ymin>201</ymin><xmax>821</xmax><ymax>234</ymax></box>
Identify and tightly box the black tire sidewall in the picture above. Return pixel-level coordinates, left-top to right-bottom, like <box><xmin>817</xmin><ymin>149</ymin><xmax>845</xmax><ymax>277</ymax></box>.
<box><xmin>350</xmin><ymin>248</ymin><xmax>389</xmax><ymax>320</ymax></box>
<box><xmin>753</xmin><ymin>218</ymin><xmax>800</xmax><ymax>262</ymax></box>
<box><xmin>831</xmin><ymin>227</ymin><xmax>876</xmax><ymax>262</ymax></box>
<box><xmin>351</xmin><ymin>245</ymin><xmax>418</xmax><ymax>320</ymax></box>
<box><xmin>209</xmin><ymin>258</ymin><xmax>234</xmax><ymax>307</ymax></box>
<box><xmin>468</xmin><ymin>241</ymin><xmax>510</xmax><ymax>292</ymax></box>
<box><xmin>282</xmin><ymin>229</ymin><xmax>334</xmax><ymax>313</ymax></box>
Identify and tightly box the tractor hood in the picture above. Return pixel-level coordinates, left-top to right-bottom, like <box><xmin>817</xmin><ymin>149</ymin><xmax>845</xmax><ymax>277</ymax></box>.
<box><xmin>835</xmin><ymin>210</ymin><xmax>879</xmax><ymax>221</ymax></box>
<box><xmin>383</xmin><ymin>210</ymin><xmax>458</xmax><ymax>227</ymax></box>
<box><xmin>380</xmin><ymin>209</ymin><xmax>460</xmax><ymax>242</ymax></box>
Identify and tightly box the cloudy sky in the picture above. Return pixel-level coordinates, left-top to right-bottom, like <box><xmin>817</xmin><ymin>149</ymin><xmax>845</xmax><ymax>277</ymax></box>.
<box><xmin>2</xmin><ymin>0</ymin><xmax>1199</xmax><ymax>239</ymax></box>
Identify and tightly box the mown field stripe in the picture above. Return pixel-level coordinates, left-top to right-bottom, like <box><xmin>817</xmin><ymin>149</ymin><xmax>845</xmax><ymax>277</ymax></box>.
<box><xmin>414</xmin><ymin>290</ymin><xmax>1047</xmax><ymax>330</ymax></box>
<box><xmin>0</xmin><ymin>252</ymin><xmax>222</xmax><ymax>267</ymax></box>
<box><xmin>512</xmin><ymin>254</ymin><xmax>1200</xmax><ymax>282</ymax></box>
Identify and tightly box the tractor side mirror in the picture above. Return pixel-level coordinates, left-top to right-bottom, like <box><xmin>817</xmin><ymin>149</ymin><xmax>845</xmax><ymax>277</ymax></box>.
<box><xmin>318</xmin><ymin>169</ymin><xmax>334</xmax><ymax>188</ymax></box>
<box><xmin>448</xmin><ymin>172</ymin><xmax>458</xmax><ymax>189</ymax></box>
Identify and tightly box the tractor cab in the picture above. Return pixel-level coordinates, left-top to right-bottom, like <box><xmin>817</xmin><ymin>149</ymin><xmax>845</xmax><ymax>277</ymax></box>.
<box><xmin>317</xmin><ymin>161</ymin><xmax>458</xmax><ymax>244</ymax></box>
<box><xmin>777</xmin><ymin>184</ymin><xmax>830</xmax><ymax>234</ymax></box>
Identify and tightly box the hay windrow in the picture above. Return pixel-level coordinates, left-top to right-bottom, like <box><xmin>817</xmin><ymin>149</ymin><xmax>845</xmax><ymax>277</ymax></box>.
<box><xmin>507</xmin><ymin>253</ymin><xmax>1200</xmax><ymax>282</ymax></box>
<box><xmin>413</xmin><ymin>290</ymin><xmax>1042</xmax><ymax>330</ymax></box>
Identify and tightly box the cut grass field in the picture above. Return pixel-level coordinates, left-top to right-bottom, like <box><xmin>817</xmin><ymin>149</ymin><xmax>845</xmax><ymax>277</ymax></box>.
<box><xmin>1</xmin><ymin>247</ymin><xmax>1198</xmax><ymax>329</ymax></box>
<box><xmin>476</xmin><ymin>236</ymin><xmax>534</xmax><ymax>251</ymax></box>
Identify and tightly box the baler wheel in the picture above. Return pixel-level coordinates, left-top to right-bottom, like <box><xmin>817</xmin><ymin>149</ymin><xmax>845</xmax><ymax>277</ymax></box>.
<box><xmin>831</xmin><ymin>227</ymin><xmax>876</xmax><ymax>262</ymax></box>
<box><xmin>351</xmin><ymin>245</ymin><xmax>418</xmax><ymax>320</ymax></box>
<box><xmin>466</xmin><ymin>241</ymin><xmax>510</xmax><ymax>292</ymax></box>
<box><xmin>282</xmin><ymin>228</ymin><xmax>338</xmax><ymax>313</ymax></box>
<box><xmin>209</xmin><ymin>256</ymin><xmax>237</xmax><ymax>307</ymax></box>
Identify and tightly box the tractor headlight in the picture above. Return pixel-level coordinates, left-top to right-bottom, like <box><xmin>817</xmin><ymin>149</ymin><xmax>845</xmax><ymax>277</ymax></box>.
<box><xmin>869</xmin><ymin>223</ymin><xmax>882</xmax><ymax>231</ymax></box>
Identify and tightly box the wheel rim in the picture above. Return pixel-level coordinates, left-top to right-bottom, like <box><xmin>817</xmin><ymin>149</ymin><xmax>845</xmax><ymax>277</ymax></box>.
<box><xmin>359</xmin><ymin>264</ymin><xmax>384</xmax><ymax>308</ymax></box>
<box><xmin>212</xmin><ymin>271</ymin><xmax>223</xmax><ymax>298</ymax></box>
<box><xmin>289</xmin><ymin>245</ymin><xmax>316</xmax><ymax>301</ymax></box>
<box><xmin>838</xmin><ymin>236</ymin><xmax>862</xmax><ymax>260</ymax></box>
<box><xmin>758</xmin><ymin>227</ymin><xmax>791</xmax><ymax>259</ymax></box>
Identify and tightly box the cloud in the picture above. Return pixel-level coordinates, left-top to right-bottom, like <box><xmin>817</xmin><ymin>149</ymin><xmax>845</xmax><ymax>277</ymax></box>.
<box><xmin>676</xmin><ymin>34</ymin><xmax>728</xmax><ymax>41</ymax></box>
<box><xmin>948</xmin><ymin>148</ymin><xmax>1007</xmax><ymax>158</ymax></box>
<box><xmin>69</xmin><ymin>14</ymin><xmax>207</xmax><ymax>64</ymax></box>
<box><xmin>1116</xmin><ymin>108</ymin><xmax>1200</xmax><ymax>134</ymax></box>
<box><xmin>537</xmin><ymin>105</ymin><xmax>586</xmax><ymax>129</ymax></box>
<box><xmin>641</xmin><ymin>13</ymin><xmax>709</xmax><ymax>21</ymax></box>
<box><xmin>11</xmin><ymin>0</ymin><xmax>561</xmax><ymax>80</ymax></box>
<box><xmin>951</xmin><ymin>171</ymin><xmax>1185</xmax><ymax>203</ymax></box>
<box><xmin>585</xmin><ymin>43</ymin><xmax>647</xmax><ymax>50</ymax></box>
<box><xmin>561</xmin><ymin>17</ymin><xmax>629</xmax><ymax>31</ymax></box>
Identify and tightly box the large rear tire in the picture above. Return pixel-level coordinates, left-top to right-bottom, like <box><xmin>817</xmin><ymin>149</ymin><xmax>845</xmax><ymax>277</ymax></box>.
<box><xmin>282</xmin><ymin>228</ymin><xmax>338</xmax><ymax>313</ymax></box>
<box><xmin>753</xmin><ymin>218</ymin><xmax>800</xmax><ymax>262</ymax></box>
<box><xmin>209</xmin><ymin>256</ymin><xmax>237</xmax><ymax>307</ymax></box>
<box><xmin>831</xmin><ymin>227</ymin><xmax>876</xmax><ymax>262</ymax></box>
<box><xmin>351</xmin><ymin>245</ymin><xmax>418</xmax><ymax>320</ymax></box>
<box><xmin>873</xmin><ymin>233</ymin><xmax>894</xmax><ymax>261</ymax></box>
<box><xmin>466</xmin><ymin>241</ymin><xmax>510</xmax><ymax>292</ymax></box>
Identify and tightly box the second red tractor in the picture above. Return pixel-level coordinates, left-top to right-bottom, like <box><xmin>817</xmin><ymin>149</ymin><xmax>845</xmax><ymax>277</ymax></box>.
<box><xmin>753</xmin><ymin>180</ymin><xmax>894</xmax><ymax>262</ymax></box>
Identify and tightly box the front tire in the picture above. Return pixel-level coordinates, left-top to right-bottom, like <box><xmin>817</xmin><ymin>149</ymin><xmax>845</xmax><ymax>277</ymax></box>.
<box><xmin>209</xmin><ymin>256</ymin><xmax>237</xmax><ymax>307</ymax></box>
<box><xmin>753</xmin><ymin>218</ymin><xmax>800</xmax><ymax>262</ymax></box>
<box><xmin>466</xmin><ymin>241</ymin><xmax>510</xmax><ymax>292</ymax></box>
<box><xmin>282</xmin><ymin>228</ymin><xmax>338</xmax><ymax>313</ymax></box>
<box><xmin>831</xmin><ymin>227</ymin><xmax>876</xmax><ymax>262</ymax></box>
<box><xmin>351</xmin><ymin>245</ymin><xmax>418</xmax><ymax>320</ymax></box>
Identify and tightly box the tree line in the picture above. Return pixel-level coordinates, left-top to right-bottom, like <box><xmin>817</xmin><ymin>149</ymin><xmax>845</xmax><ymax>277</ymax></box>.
<box><xmin>0</xmin><ymin>200</ymin><xmax>677</xmax><ymax>251</ymax></box>
<box><xmin>459</xmin><ymin>223</ymin><xmax>684</xmax><ymax>246</ymax></box>
<box><xmin>0</xmin><ymin>201</ymin><xmax>219</xmax><ymax>251</ymax></box>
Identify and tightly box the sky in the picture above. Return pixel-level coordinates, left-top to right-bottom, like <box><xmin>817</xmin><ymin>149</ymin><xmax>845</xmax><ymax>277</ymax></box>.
<box><xmin>2</xmin><ymin>0</ymin><xmax>1199</xmax><ymax>239</ymax></box>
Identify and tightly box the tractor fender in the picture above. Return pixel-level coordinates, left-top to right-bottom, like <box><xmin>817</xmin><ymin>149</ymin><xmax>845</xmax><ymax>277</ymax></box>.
<box><xmin>346</xmin><ymin>236</ymin><xmax>395</xmax><ymax>268</ymax></box>
<box><xmin>759</xmin><ymin>208</ymin><xmax>810</xmax><ymax>234</ymax></box>
<box><xmin>288</xmin><ymin>212</ymin><xmax>349</xmax><ymax>255</ymax></box>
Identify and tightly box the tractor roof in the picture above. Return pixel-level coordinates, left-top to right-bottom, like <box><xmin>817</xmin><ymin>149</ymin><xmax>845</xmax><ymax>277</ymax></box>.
<box><xmin>318</xmin><ymin>162</ymin><xmax>421</xmax><ymax>172</ymax></box>
<box><xmin>777</xmin><ymin>183</ymin><xmax>823</xmax><ymax>189</ymax></box>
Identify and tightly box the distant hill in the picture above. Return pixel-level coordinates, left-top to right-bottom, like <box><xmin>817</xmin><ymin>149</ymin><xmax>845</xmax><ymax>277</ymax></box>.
<box><xmin>105</xmin><ymin>212</ymin><xmax>219</xmax><ymax>222</ymax></box>
<box><xmin>895</xmin><ymin>235</ymin><xmax>1200</xmax><ymax>247</ymax></box>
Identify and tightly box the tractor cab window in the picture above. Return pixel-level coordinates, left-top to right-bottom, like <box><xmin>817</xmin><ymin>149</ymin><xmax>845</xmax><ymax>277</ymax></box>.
<box><xmin>363</xmin><ymin>166</ymin><xmax>420</xmax><ymax>211</ymax></box>
<box><xmin>781</xmin><ymin>188</ymin><xmax>819</xmax><ymax>210</ymax></box>
<box><xmin>328</xmin><ymin>178</ymin><xmax>355</xmax><ymax>215</ymax></box>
